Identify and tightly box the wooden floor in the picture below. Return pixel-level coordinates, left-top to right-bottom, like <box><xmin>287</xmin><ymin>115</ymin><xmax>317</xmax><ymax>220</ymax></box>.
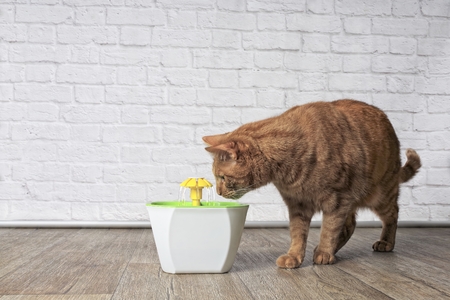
<box><xmin>0</xmin><ymin>227</ymin><xmax>449</xmax><ymax>300</ymax></box>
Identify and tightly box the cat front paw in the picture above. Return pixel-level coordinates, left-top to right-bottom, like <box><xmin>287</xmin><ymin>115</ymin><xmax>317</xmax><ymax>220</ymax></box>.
<box><xmin>313</xmin><ymin>249</ymin><xmax>336</xmax><ymax>265</ymax></box>
<box><xmin>276</xmin><ymin>254</ymin><xmax>302</xmax><ymax>269</ymax></box>
<box><xmin>372</xmin><ymin>240</ymin><xmax>394</xmax><ymax>252</ymax></box>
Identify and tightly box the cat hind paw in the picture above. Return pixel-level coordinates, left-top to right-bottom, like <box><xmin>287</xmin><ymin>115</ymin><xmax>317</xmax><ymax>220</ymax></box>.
<box><xmin>313</xmin><ymin>249</ymin><xmax>336</xmax><ymax>265</ymax></box>
<box><xmin>372</xmin><ymin>240</ymin><xmax>394</xmax><ymax>252</ymax></box>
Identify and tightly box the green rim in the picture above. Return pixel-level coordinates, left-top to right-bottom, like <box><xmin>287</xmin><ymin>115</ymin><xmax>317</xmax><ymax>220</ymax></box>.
<box><xmin>146</xmin><ymin>201</ymin><xmax>249</xmax><ymax>208</ymax></box>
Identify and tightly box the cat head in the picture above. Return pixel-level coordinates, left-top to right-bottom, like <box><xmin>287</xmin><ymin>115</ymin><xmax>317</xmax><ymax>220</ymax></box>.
<box><xmin>203</xmin><ymin>133</ymin><xmax>266</xmax><ymax>200</ymax></box>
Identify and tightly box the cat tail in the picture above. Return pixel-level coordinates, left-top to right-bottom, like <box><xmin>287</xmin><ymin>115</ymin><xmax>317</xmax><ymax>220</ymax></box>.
<box><xmin>399</xmin><ymin>149</ymin><xmax>421</xmax><ymax>183</ymax></box>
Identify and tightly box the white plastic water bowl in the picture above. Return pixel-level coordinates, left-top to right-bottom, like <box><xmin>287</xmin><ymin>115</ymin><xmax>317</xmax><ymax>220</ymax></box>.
<box><xmin>146</xmin><ymin>201</ymin><xmax>249</xmax><ymax>274</ymax></box>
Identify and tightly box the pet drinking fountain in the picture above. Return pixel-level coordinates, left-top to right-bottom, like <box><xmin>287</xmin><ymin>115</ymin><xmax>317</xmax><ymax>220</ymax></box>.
<box><xmin>146</xmin><ymin>177</ymin><xmax>249</xmax><ymax>274</ymax></box>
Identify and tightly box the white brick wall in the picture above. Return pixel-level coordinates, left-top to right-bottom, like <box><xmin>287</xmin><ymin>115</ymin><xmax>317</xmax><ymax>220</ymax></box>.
<box><xmin>0</xmin><ymin>0</ymin><xmax>449</xmax><ymax>224</ymax></box>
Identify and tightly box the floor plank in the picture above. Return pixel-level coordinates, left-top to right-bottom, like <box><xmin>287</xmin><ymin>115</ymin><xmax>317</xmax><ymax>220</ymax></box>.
<box><xmin>0</xmin><ymin>228</ymin><xmax>449</xmax><ymax>299</ymax></box>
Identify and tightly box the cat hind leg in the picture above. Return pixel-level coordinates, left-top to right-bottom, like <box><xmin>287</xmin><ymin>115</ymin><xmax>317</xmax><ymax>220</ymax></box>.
<box><xmin>335</xmin><ymin>209</ymin><xmax>357</xmax><ymax>254</ymax></box>
<box><xmin>371</xmin><ymin>187</ymin><xmax>399</xmax><ymax>252</ymax></box>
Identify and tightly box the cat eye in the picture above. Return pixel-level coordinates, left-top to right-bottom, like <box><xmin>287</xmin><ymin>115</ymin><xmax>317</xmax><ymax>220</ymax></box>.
<box><xmin>217</xmin><ymin>175</ymin><xmax>225</xmax><ymax>181</ymax></box>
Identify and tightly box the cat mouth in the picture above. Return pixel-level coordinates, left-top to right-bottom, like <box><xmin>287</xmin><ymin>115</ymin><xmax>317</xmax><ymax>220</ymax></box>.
<box><xmin>223</xmin><ymin>191</ymin><xmax>246</xmax><ymax>200</ymax></box>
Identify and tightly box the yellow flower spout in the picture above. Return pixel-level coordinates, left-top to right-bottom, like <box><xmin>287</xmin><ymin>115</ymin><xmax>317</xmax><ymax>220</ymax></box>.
<box><xmin>180</xmin><ymin>177</ymin><xmax>213</xmax><ymax>206</ymax></box>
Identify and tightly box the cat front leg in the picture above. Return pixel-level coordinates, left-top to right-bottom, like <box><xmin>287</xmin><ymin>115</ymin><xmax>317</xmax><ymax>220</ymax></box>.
<box><xmin>276</xmin><ymin>205</ymin><xmax>312</xmax><ymax>269</ymax></box>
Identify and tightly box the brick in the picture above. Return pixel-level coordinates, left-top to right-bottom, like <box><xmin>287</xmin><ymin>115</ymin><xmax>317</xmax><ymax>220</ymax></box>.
<box><xmin>329</xmin><ymin>74</ymin><xmax>386</xmax><ymax>92</ymax></box>
<box><xmin>23</xmin><ymin>142</ymin><xmax>57</xmax><ymax>161</ymax></box>
<box><xmin>240</xmin><ymin>71</ymin><xmax>297</xmax><ymax>88</ymax></box>
<box><xmin>372</xmin><ymin>18</ymin><xmax>428</xmax><ymax>36</ymax></box>
<box><xmin>218</xmin><ymin>0</ymin><xmax>245</xmax><ymax>11</ymax></box>
<box><xmin>241</xmin><ymin>107</ymin><xmax>284</xmax><ymax>123</ymax></box>
<box><xmin>307</xmin><ymin>0</ymin><xmax>333</xmax><ymax>14</ymax></box>
<box><xmin>107</xmin><ymin>8</ymin><xmax>165</xmax><ymax>25</ymax></box>
<box><xmin>103</xmin><ymin>126</ymin><xmax>159</xmax><ymax>143</ymax></box>
<box><xmin>58</xmin><ymin>26</ymin><xmax>118</xmax><ymax>44</ymax></box>
<box><xmin>387</xmin><ymin>76</ymin><xmax>414</xmax><ymax>93</ymax></box>
<box><xmin>254</xmin><ymin>52</ymin><xmax>283</xmax><ymax>69</ymax></box>
<box><xmin>287</xmin><ymin>14</ymin><xmax>341</xmax><ymax>33</ymax></box>
<box><xmin>398</xmin><ymin>206</ymin><xmax>429</xmax><ymax>221</ymax></box>
<box><xmin>15</xmin><ymin>84</ymin><xmax>72</xmax><ymax>103</ymax></box>
<box><xmin>247</xmin><ymin>0</ymin><xmax>305</xmax><ymax>12</ymax></box>
<box><xmin>372</xmin><ymin>56</ymin><xmax>418</xmax><ymax>73</ymax></box>
<box><xmin>418</xmin><ymin>39</ymin><xmax>450</xmax><ymax>56</ymax></box>
<box><xmin>299</xmin><ymin>73</ymin><xmax>327</xmax><ymax>91</ymax></box>
<box><xmin>27</xmin><ymin>103</ymin><xmax>59</xmax><ymax>121</ymax></box>
<box><xmin>198</xmin><ymin>12</ymin><xmax>256</xmax><ymax>31</ymax></box>
<box><xmin>209</xmin><ymin>70</ymin><xmax>239</xmax><ymax>88</ymax></box>
<box><xmin>429</xmin><ymin>206</ymin><xmax>450</xmax><ymax>221</ymax></box>
<box><xmin>166</xmin><ymin>165</ymin><xmax>197</xmax><ymax>183</ymax></box>
<box><xmin>428</xmin><ymin>96</ymin><xmax>450</xmax><ymax>113</ymax></box>
<box><xmin>331</xmin><ymin>36</ymin><xmax>388</xmax><ymax>54</ymax></box>
<box><xmin>198</xmin><ymin>89</ymin><xmax>254</xmax><ymax>107</ymax></box>
<box><xmin>12</xmin><ymin>124</ymin><xmax>70</xmax><ymax>141</ymax></box>
<box><xmin>420</xmin><ymin>151</ymin><xmax>450</xmax><ymax>168</ymax></box>
<box><xmin>75</xmin><ymin>7</ymin><xmax>105</xmax><ymax>25</ymax></box>
<box><xmin>121</xmin><ymin>146</ymin><xmax>152</xmax><ymax>163</ymax></box>
<box><xmin>64</xmin><ymin>0</ymin><xmax>124</xmax><ymax>5</ymax></box>
<box><xmin>71</xmin><ymin>165</ymin><xmax>103</xmax><ymax>183</ymax></box>
<box><xmin>386</xmin><ymin>112</ymin><xmax>413</xmax><ymax>131</ymax></box>
<box><xmin>54</xmin><ymin>183</ymin><xmax>116</xmax><ymax>202</ymax></box>
<box><xmin>0</xmin><ymin>124</ymin><xmax>9</xmax><ymax>139</ymax></box>
<box><xmin>150</xmin><ymin>106</ymin><xmax>211</xmax><ymax>124</ymax></box>
<box><xmin>61</xmin><ymin>105</ymin><xmax>119</xmax><ymax>123</ymax></box>
<box><xmin>421</xmin><ymin>0</ymin><xmax>450</xmax><ymax>17</ymax></box>
<box><xmin>372</xmin><ymin>94</ymin><xmax>426</xmax><ymax>113</ymax></box>
<box><xmin>101</xmin><ymin>203</ymin><xmax>148</xmax><ymax>221</ymax></box>
<box><xmin>57</xmin><ymin>65</ymin><xmax>116</xmax><ymax>84</ymax></box>
<box><xmin>71</xmin><ymin>125</ymin><xmax>101</xmax><ymax>142</ymax></box>
<box><xmin>257</xmin><ymin>13</ymin><xmax>285</xmax><ymax>30</ymax></box>
<box><xmin>104</xmin><ymin>165</ymin><xmax>165</xmax><ymax>183</ymax></box>
<box><xmin>414</xmin><ymin>114</ymin><xmax>450</xmax><ymax>131</ymax></box>
<box><xmin>336</xmin><ymin>0</ymin><xmax>391</xmax><ymax>15</ymax></box>
<box><xmin>72</xmin><ymin>203</ymin><xmax>100</xmax><ymax>221</ymax></box>
<box><xmin>168</xmin><ymin>10</ymin><xmax>196</xmax><ymax>28</ymax></box>
<box><xmin>29</xmin><ymin>25</ymin><xmax>55</xmax><ymax>44</ymax></box>
<box><xmin>70</xmin><ymin>46</ymin><xmax>100</xmax><ymax>64</ymax></box>
<box><xmin>0</xmin><ymin>144</ymin><xmax>22</xmax><ymax>160</ymax></box>
<box><xmin>0</xmin><ymin>25</ymin><xmax>27</xmax><ymax>42</ymax></box>
<box><xmin>117</xmin><ymin>184</ymin><xmax>146</xmax><ymax>202</ymax></box>
<box><xmin>120</xmin><ymin>26</ymin><xmax>151</xmax><ymax>45</ymax></box>
<box><xmin>0</xmin><ymin>65</ymin><xmax>25</xmax><ymax>82</ymax></box>
<box><xmin>13</xmin><ymin>163</ymin><xmax>70</xmax><ymax>182</ymax></box>
<box><xmin>243</xmin><ymin>32</ymin><xmax>300</xmax><ymax>50</ymax></box>
<box><xmin>169</xmin><ymin>88</ymin><xmax>197</xmax><ymax>106</ymax></box>
<box><xmin>343</xmin><ymin>55</ymin><xmax>371</xmax><ymax>73</ymax></box>
<box><xmin>0</xmin><ymin>5</ymin><xmax>14</xmax><ymax>23</ymax></box>
<box><xmin>212</xmin><ymin>30</ymin><xmax>241</xmax><ymax>49</ymax></box>
<box><xmin>194</xmin><ymin>50</ymin><xmax>253</xmax><ymax>69</ymax></box>
<box><xmin>152</xmin><ymin>147</ymin><xmax>210</xmax><ymax>164</ymax></box>
<box><xmin>163</xmin><ymin>126</ymin><xmax>194</xmax><ymax>144</ymax></box>
<box><xmin>416</xmin><ymin>76</ymin><xmax>450</xmax><ymax>95</ymax></box>
<box><xmin>10</xmin><ymin>45</ymin><xmax>70</xmax><ymax>63</ymax></box>
<box><xmin>101</xmin><ymin>47</ymin><xmax>159</xmax><ymax>66</ymax></box>
<box><xmin>59</xmin><ymin>143</ymin><xmax>119</xmax><ymax>163</ymax></box>
<box><xmin>428</xmin><ymin>132</ymin><xmax>450</xmax><ymax>150</ymax></box>
<box><xmin>24</xmin><ymin>182</ymin><xmax>53</xmax><ymax>201</ymax></box>
<box><xmin>152</xmin><ymin>29</ymin><xmax>211</xmax><ymax>47</ymax></box>
<box><xmin>428</xmin><ymin>57</ymin><xmax>450</xmax><ymax>74</ymax></box>
<box><xmin>397</xmin><ymin>131</ymin><xmax>427</xmax><ymax>150</ymax></box>
<box><xmin>161</xmin><ymin>49</ymin><xmax>190</xmax><ymax>67</ymax></box>
<box><xmin>0</xmin><ymin>103</ymin><xmax>25</xmax><ymax>121</ymax></box>
<box><xmin>121</xmin><ymin>105</ymin><xmax>149</xmax><ymax>124</ymax></box>
<box><xmin>0</xmin><ymin>84</ymin><xmax>13</xmax><ymax>102</ymax></box>
<box><xmin>211</xmin><ymin>108</ymin><xmax>242</xmax><ymax>124</ymax></box>
<box><xmin>285</xmin><ymin>53</ymin><xmax>341</xmax><ymax>72</ymax></box>
<box><xmin>302</xmin><ymin>35</ymin><xmax>330</xmax><ymax>53</ymax></box>
<box><xmin>16</xmin><ymin>5</ymin><xmax>73</xmax><ymax>24</ymax></box>
<box><xmin>430</xmin><ymin>21</ymin><xmax>450</xmax><ymax>37</ymax></box>
<box><xmin>157</xmin><ymin>0</ymin><xmax>214</xmax><ymax>8</ymax></box>
<box><xmin>26</xmin><ymin>65</ymin><xmax>56</xmax><ymax>83</ymax></box>
<box><xmin>390</xmin><ymin>38</ymin><xmax>416</xmax><ymax>55</ymax></box>
<box><xmin>427</xmin><ymin>169</ymin><xmax>450</xmax><ymax>186</ymax></box>
<box><xmin>256</xmin><ymin>90</ymin><xmax>285</xmax><ymax>108</ymax></box>
<box><xmin>9</xmin><ymin>201</ymin><xmax>71</xmax><ymax>220</ymax></box>
<box><xmin>148</xmin><ymin>69</ymin><xmax>208</xmax><ymax>87</ymax></box>
<box><xmin>393</xmin><ymin>0</ymin><xmax>420</xmax><ymax>16</ymax></box>
<box><xmin>343</xmin><ymin>18</ymin><xmax>371</xmax><ymax>34</ymax></box>
<box><xmin>117</xmin><ymin>67</ymin><xmax>146</xmax><ymax>85</ymax></box>
<box><xmin>75</xmin><ymin>86</ymin><xmax>104</xmax><ymax>104</ymax></box>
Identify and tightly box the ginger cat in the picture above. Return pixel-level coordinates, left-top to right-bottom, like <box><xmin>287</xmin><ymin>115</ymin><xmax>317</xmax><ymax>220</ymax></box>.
<box><xmin>203</xmin><ymin>99</ymin><xmax>421</xmax><ymax>268</ymax></box>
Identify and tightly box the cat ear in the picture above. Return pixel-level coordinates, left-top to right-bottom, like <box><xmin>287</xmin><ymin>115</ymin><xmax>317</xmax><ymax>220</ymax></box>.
<box><xmin>205</xmin><ymin>142</ymin><xmax>238</xmax><ymax>161</ymax></box>
<box><xmin>202</xmin><ymin>134</ymin><xmax>228</xmax><ymax>146</ymax></box>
